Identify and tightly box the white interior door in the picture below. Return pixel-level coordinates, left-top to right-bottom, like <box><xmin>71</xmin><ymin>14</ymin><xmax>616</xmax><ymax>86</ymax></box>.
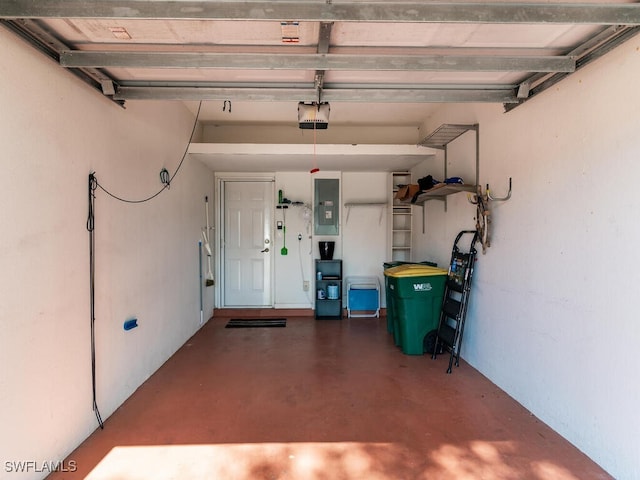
<box><xmin>222</xmin><ymin>180</ymin><xmax>273</xmax><ymax>307</ymax></box>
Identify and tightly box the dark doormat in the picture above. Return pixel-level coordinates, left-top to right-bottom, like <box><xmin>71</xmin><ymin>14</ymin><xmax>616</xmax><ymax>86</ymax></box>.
<box><xmin>225</xmin><ymin>318</ymin><xmax>287</xmax><ymax>328</ymax></box>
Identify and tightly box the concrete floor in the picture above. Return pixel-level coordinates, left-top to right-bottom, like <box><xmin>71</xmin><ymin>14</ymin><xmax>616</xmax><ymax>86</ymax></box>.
<box><xmin>47</xmin><ymin>310</ymin><xmax>611</xmax><ymax>480</ymax></box>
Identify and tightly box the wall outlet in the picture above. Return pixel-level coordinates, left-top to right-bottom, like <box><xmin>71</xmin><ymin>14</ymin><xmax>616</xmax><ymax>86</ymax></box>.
<box><xmin>303</xmin><ymin>281</ymin><xmax>310</xmax><ymax>291</ymax></box>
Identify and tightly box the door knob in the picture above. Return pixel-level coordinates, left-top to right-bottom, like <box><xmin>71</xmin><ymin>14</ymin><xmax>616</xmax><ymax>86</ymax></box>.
<box><xmin>261</xmin><ymin>247</ymin><xmax>269</xmax><ymax>253</ymax></box>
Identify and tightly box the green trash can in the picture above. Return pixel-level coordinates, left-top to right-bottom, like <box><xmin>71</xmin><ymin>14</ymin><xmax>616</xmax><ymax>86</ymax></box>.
<box><xmin>383</xmin><ymin>261</ymin><xmax>409</xmax><ymax>336</ymax></box>
<box><xmin>383</xmin><ymin>264</ymin><xmax>448</xmax><ymax>355</ymax></box>
<box><xmin>383</xmin><ymin>261</ymin><xmax>438</xmax><ymax>337</ymax></box>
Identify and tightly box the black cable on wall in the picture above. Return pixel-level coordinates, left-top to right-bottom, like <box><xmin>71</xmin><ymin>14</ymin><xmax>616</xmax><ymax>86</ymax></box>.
<box><xmin>95</xmin><ymin>101</ymin><xmax>202</xmax><ymax>204</ymax></box>
<box><xmin>85</xmin><ymin>102</ymin><xmax>202</xmax><ymax>428</ymax></box>
<box><xmin>86</xmin><ymin>172</ymin><xmax>104</xmax><ymax>429</ymax></box>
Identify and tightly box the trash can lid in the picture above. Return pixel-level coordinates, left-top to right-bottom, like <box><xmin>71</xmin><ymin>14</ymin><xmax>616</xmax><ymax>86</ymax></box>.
<box><xmin>383</xmin><ymin>264</ymin><xmax>447</xmax><ymax>277</ymax></box>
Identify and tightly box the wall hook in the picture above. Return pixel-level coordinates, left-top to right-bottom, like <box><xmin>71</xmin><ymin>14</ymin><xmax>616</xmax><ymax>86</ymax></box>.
<box><xmin>487</xmin><ymin>177</ymin><xmax>512</xmax><ymax>202</ymax></box>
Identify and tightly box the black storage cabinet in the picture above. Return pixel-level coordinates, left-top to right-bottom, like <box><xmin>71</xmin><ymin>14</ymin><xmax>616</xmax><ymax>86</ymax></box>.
<box><xmin>315</xmin><ymin>259</ymin><xmax>342</xmax><ymax>319</ymax></box>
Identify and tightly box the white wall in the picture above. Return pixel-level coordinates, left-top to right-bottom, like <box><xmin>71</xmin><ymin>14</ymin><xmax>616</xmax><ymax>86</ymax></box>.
<box><xmin>0</xmin><ymin>28</ymin><xmax>214</xmax><ymax>480</ymax></box>
<box><xmin>417</xmin><ymin>38</ymin><xmax>640</xmax><ymax>479</ymax></box>
<box><xmin>218</xmin><ymin>170</ymin><xmax>391</xmax><ymax>310</ymax></box>
<box><xmin>342</xmin><ymin>172</ymin><xmax>389</xmax><ymax>303</ymax></box>
<box><xmin>274</xmin><ymin>172</ymin><xmax>315</xmax><ymax>308</ymax></box>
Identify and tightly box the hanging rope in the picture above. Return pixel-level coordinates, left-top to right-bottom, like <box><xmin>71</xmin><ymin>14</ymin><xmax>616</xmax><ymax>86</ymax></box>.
<box><xmin>87</xmin><ymin>172</ymin><xmax>104</xmax><ymax>429</ymax></box>
<box><xmin>310</xmin><ymin>105</ymin><xmax>319</xmax><ymax>174</ymax></box>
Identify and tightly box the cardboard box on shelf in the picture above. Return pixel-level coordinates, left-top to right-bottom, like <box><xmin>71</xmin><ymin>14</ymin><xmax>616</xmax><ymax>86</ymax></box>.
<box><xmin>395</xmin><ymin>184</ymin><xmax>420</xmax><ymax>201</ymax></box>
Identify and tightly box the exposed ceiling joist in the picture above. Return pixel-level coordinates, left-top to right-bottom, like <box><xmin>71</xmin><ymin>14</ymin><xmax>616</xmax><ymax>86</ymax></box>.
<box><xmin>60</xmin><ymin>51</ymin><xmax>576</xmax><ymax>73</ymax></box>
<box><xmin>2</xmin><ymin>1</ymin><xmax>640</xmax><ymax>25</ymax></box>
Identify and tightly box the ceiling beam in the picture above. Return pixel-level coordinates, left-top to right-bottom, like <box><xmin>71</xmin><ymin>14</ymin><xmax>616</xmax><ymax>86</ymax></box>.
<box><xmin>323</xmin><ymin>88</ymin><xmax>518</xmax><ymax>103</ymax></box>
<box><xmin>2</xmin><ymin>1</ymin><xmax>640</xmax><ymax>25</ymax></box>
<box><xmin>314</xmin><ymin>22</ymin><xmax>333</xmax><ymax>103</ymax></box>
<box><xmin>317</xmin><ymin>22</ymin><xmax>333</xmax><ymax>54</ymax></box>
<box><xmin>114</xmin><ymin>86</ymin><xmax>319</xmax><ymax>102</ymax></box>
<box><xmin>60</xmin><ymin>51</ymin><xmax>576</xmax><ymax>73</ymax></box>
<box><xmin>113</xmin><ymin>85</ymin><xmax>518</xmax><ymax>103</ymax></box>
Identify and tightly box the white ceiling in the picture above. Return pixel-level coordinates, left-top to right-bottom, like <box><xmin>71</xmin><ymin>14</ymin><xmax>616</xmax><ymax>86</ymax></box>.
<box><xmin>2</xmin><ymin>1</ymin><xmax>639</xmax><ymax>171</ymax></box>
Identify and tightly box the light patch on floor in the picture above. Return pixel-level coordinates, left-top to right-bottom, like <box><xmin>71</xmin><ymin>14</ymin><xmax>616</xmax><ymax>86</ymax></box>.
<box><xmin>86</xmin><ymin>443</ymin><xmax>394</xmax><ymax>480</ymax></box>
<box><xmin>84</xmin><ymin>440</ymin><xmax>585</xmax><ymax>480</ymax></box>
<box><xmin>426</xmin><ymin>441</ymin><xmax>584</xmax><ymax>480</ymax></box>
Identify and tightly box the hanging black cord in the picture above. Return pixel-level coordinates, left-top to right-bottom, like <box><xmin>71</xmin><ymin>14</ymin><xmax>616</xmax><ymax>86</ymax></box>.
<box><xmin>87</xmin><ymin>173</ymin><xmax>104</xmax><ymax>429</ymax></box>
<box><xmin>95</xmin><ymin>101</ymin><xmax>202</xmax><ymax>204</ymax></box>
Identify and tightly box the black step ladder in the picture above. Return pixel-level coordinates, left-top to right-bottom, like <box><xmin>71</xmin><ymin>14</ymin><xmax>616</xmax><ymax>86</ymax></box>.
<box><xmin>432</xmin><ymin>230</ymin><xmax>479</xmax><ymax>373</ymax></box>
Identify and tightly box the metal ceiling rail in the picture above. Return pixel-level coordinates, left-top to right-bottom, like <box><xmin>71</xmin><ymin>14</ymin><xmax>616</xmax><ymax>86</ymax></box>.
<box><xmin>59</xmin><ymin>51</ymin><xmax>576</xmax><ymax>73</ymax></box>
<box><xmin>507</xmin><ymin>24</ymin><xmax>640</xmax><ymax>110</ymax></box>
<box><xmin>298</xmin><ymin>88</ymin><xmax>518</xmax><ymax>103</ymax></box>
<box><xmin>0</xmin><ymin>18</ymin><xmax>123</xmax><ymax>104</ymax></box>
<box><xmin>314</xmin><ymin>22</ymin><xmax>332</xmax><ymax>103</ymax></box>
<box><xmin>113</xmin><ymin>85</ymin><xmax>519</xmax><ymax>103</ymax></box>
<box><xmin>113</xmin><ymin>86</ymin><xmax>318</xmax><ymax>101</ymax></box>
<box><xmin>2</xmin><ymin>1</ymin><xmax>640</xmax><ymax>25</ymax></box>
